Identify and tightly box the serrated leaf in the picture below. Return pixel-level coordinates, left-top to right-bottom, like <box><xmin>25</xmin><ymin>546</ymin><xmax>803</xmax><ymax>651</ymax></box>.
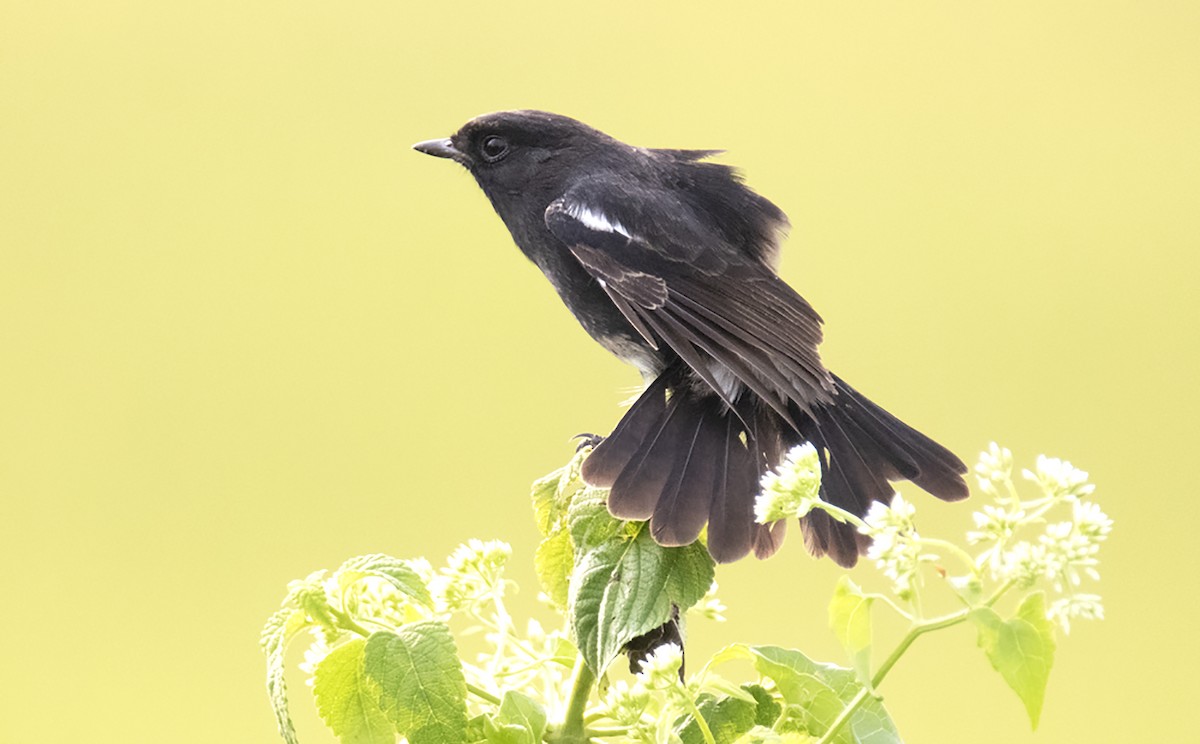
<box><xmin>567</xmin><ymin>489</ymin><xmax>715</xmax><ymax>674</ymax></box>
<box><xmin>531</xmin><ymin>470</ymin><xmax>563</xmax><ymax>536</ymax></box>
<box><xmin>971</xmin><ymin>592</ymin><xmax>1056</xmax><ymax>729</ymax></box>
<box><xmin>464</xmin><ymin>715</ymin><xmax>488</xmax><ymax>743</ymax></box>
<box><xmin>363</xmin><ymin>623</ymin><xmax>469</xmax><ymax>744</ymax></box>
<box><xmin>531</xmin><ymin>448</ymin><xmax>588</xmax><ymax>535</ymax></box>
<box><xmin>482</xmin><ymin>717</ymin><xmax>535</xmax><ymax>744</ymax></box>
<box><xmin>567</xmin><ymin>488</ymin><xmax>626</xmax><ymax>549</ymax></box>
<box><xmin>677</xmin><ymin>692</ymin><xmax>758</xmax><ymax>744</ymax></box>
<box><xmin>702</xmin><ymin>675</ymin><xmax>760</xmax><ymax>704</ymax></box>
<box><xmin>748</xmin><ymin>646</ymin><xmax>899</xmax><ymax>744</ymax></box>
<box><xmin>745</xmin><ymin>684</ymin><xmax>783</xmax><ymax>727</ymax></box>
<box><xmin>336</xmin><ymin>554</ymin><xmax>433</xmax><ymax>609</ymax></box>
<box><xmin>828</xmin><ymin>577</ymin><xmax>874</xmax><ymax>686</ymax></box>
<box><xmin>534</xmin><ymin>528</ymin><xmax>574</xmax><ymax>609</ymax></box>
<box><xmin>313</xmin><ymin>638</ymin><xmax>394</xmax><ymax>744</ymax></box>
<box><xmin>481</xmin><ymin>690</ymin><xmax>548</xmax><ymax>744</ymax></box>
<box><xmin>261</xmin><ymin>607</ymin><xmax>313</xmax><ymax>744</ymax></box>
<box><xmin>497</xmin><ymin>690</ymin><xmax>547</xmax><ymax>741</ymax></box>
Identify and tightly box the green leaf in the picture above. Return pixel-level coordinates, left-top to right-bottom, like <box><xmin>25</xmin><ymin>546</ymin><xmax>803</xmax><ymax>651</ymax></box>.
<box><xmin>567</xmin><ymin>487</ymin><xmax>626</xmax><ymax>550</ymax></box>
<box><xmin>677</xmin><ymin>692</ymin><xmax>759</xmax><ymax>744</ymax></box>
<box><xmin>363</xmin><ymin>623</ymin><xmax>469</xmax><ymax>744</ymax></box>
<box><xmin>480</xmin><ymin>691</ymin><xmax>548</xmax><ymax>744</ymax></box>
<box><xmin>971</xmin><ymin>592</ymin><xmax>1057</xmax><ymax>729</ymax></box>
<box><xmin>290</xmin><ymin>571</ymin><xmax>339</xmax><ymax>633</ymax></box>
<box><xmin>313</xmin><ymin>638</ymin><xmax>394</xmax><ymax>744</ymax></box>
<box><xmin>261</xmin><ymin>607</ymin><xmax>312</xmax><ymax>744</ymax></box>
<box><xmin>827</xmin><ymin>577</ymin><xmax>874</xmax><ymax>686</ymax></box>
<box><xmin>497</xmin><ymin>690</ymin><xmax>547</xmax><ymax>741</ymax></box>
<box><xmin>531</xmin><ymin>448</ymin><xmax>587</xmax><ymax>535</ymax></box>
<box><xmin>464</xmin><ymin>715</ymin><xmax>488</xmax><ymax>743</ymax></box>
<box><xmin>567</xmin><ymin>488</ymin><xmax>715</xmax><ymax>674</ymax></box>
<box><xmin>747</xmin><ymin>646</ymin><xmax>899</xmax><ymax>744</ymax></box>
<box><xmin>482</xmin><ymin>717</ymin><xmax>535</xmax><ymax>744</ymax></box>
<box><xmin>336</xmin><ymin>554</ymin><xmax>433</xmax><ymax>609</ymax></box>
<box><xmin>534</xmin><ymin>528</ymin><xmax>574</xmax><ymax>609</ymax></box>
<box><xmin>745</xmin><ymin>684</ymin><xmax>783</xmax><ymax>727</ymax></box>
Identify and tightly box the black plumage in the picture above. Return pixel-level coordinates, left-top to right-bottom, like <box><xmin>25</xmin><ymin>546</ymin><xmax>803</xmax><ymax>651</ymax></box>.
<box><xmin>414</xmin><ymin>110</ymin><xmax>968</xmax><ymax>567</ymax></box>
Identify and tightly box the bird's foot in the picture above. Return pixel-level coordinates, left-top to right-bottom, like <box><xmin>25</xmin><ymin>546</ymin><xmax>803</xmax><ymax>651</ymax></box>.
<box><xmin>572</xmin><ymin>432</ymin><xmax>606</xmax><ymax>452</ymax></box>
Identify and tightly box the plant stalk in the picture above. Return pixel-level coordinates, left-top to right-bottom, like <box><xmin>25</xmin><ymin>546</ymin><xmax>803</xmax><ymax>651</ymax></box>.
<box><xmin>554</xmin><ymin>657</ymin><xmax>595</xmax><ymax>743</ymax></box>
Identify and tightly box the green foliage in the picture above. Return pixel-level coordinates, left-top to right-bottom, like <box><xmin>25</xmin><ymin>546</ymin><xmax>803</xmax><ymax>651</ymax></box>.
<box><xmin>365</xmin><ymin>624</ymin><xmax>469</xmax><ymax>743</ymax></box>
<box><xmin>262</xmin><ymin>444</ymin><xmax>1107</xmax><ymax>744</ymax></box>
<box><xmin>827</xmin><ymin>578</ymin><xmax>874</xmax><ymax>687</ymax></box>
<box><xmin>568</xmin><ymin>487</ymin><xmax>715</xmax><ymax>674</ymax></box>
<box><xmin>676</xmin><ymin>685</ymin><xmax>780</xmax><ymax>743</ymax></box>
<box><xmin>971</xmin><ymin>593</ymin><xmax>1057</xmax><ymax>729</ymax></box>
<box><xmin>487</xmin><ymin>691</ymin><xmax>548</xmax><ymax>743</ymax></box>
<box><xmin>336</xmin><ymin>554</ymin><xmax>433</xmax><ymax>611</ymax></box>
<box><xmin>729</xmin><ymin>645</ymin><xmax>899</xmax><ymax>744</ymax></box>
<box><xmin>313</xmin><ymin>638</ymin><xmax>393</xmax><ymax>744</ymax></box>
<box><xmin>261</xmin><ymin>607</ymin><xmax>310</xmax><ymax>744</ymax></box>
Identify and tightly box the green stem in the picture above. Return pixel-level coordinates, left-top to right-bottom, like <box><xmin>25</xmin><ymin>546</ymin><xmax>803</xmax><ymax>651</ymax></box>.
<box><xmin>583</xmin><ymin>727</ymin><xmax>629</xmax><ymax>738</ymax></box>
<box><xmin>555</xmin><ymin>657</ymin><xmax>595</xmax><ymax>743</ymax></box>
<box><xmin>871</xmin><ymin>611</ymin><xmax>969</xmax><ymax>688</ymax></box>
<box><xmin>816</xmin><ymin>502</ymin><xmax>868</xmax><ymax>530</ymax></box>
<box><xmin>815</xmin><ymin>685</ymin><xmax>872</xmax><ymax>744</ymax></box>
<box><xmin>466</xmin><ymin>683</ymin><xmax>502</xmax><ymax>706</ymax></box>
<box><xmin>819</xmin><ymin>608</ymin><xmax>982</xmax><ymax>744</ymax></box>
<box><xmin>329</xmin><ymin>608</ymin><xmax>372</xmax><ymax>638</ymax></box>
<box><xmin>919</xmin><ymin>538</ymin><xmax>981</xmax><ymax>576</ymax></box>
<box><xmin>681</xmin><ymin>695</ymin><xmax>717</xmax><ymax>744</ymax></box>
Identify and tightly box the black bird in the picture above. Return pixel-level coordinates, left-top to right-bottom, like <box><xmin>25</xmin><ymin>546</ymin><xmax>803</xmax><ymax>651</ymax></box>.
<box><xmin>413</xmin><ymin>111</ymin><xmax>968</xmax><ymax>567</ymax></box>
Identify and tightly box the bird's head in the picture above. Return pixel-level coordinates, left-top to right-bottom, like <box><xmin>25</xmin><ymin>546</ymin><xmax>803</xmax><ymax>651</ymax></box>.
<box><xmin>413</xmin><ymin>110</ymin><xmax>627</xmax><ymax>211</ymax></box>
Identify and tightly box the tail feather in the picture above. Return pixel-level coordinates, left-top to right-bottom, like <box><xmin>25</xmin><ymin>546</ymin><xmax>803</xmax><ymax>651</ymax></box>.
<box><xmin>706</xmin><ymin>415</ymin><xmax>757</xmax><ymax>562</ymax></box>
<box><xmin>606</xmin><ymin>395</ymin><xmax>688</xmax><ymax>520</ymax></box>
<box><xmin>795</xmin><ymin>376</ymin><xmax>968</xmax><ymax>566</ymax></box>
<box><xmin>581</xmin><ymin>367</ymin><xmax>968</xmax><ymax>565</ymax></box>
<box><xmin>651</xmin><ymin>402</ymin><xmax>722</xmax><ymax>546</ymax></box>
<box><xmin>581</xmin><ymin>374</ymin><xmax>670</xmax><ymax>488</ymax></box>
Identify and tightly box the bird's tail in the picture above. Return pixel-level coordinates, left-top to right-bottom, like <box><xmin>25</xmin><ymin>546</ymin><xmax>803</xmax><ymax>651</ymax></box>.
<box><xmin>794</xmin><ymin>375</ymin><xmax>968</xmax><ymax>566</ymax></box>
<box><xmin>581</xmin><ymin>371</ymin><xmax>967</xmax><ymax>565</ymax></box>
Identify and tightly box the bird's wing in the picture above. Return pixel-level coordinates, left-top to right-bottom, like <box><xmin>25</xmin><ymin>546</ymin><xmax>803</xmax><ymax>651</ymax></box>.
<box><xmin>545</xmin><ymin>191</ymin><xmax>834</xmax><ymax>424</ymax></box>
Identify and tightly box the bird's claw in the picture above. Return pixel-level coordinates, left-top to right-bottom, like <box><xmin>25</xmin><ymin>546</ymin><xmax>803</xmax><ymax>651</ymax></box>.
<box><xmin>573</xmin><ymin>432</ymin><xmax>605</xmax><ymax>451</ymax></box>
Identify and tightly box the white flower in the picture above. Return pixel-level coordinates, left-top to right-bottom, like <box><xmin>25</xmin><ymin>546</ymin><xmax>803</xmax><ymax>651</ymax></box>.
<box><xmin>755</xmin><ymin>443</ymin><xmax>822</xmax><ymax>523</ymax></box>
<box><xmin>694</xmin><ymin>581</ymin><xmax>727</xmax><ymax>623</ymax></box>
<box><xmin>601</xmin><ymin>679</ymin><xmax>651</xmax><ymax>727</ymax></box>
<box><xmin>974</xmin><ymin>442</ymin><xmax>1013</xmax><ymax>497</ymax></box>
<box><xmin>994</xmin><ymin>541</ymin><xmax>1050</xmax><ymax>588</ymax></box>
<box><xmin>446</xmin><ymin>539</ymin><xmax>512</xmax><ymax>580</ymax></box>
<box><xmin>967</xmin><ymin>504</ymin><xmax>1026</xmax><ymax>545</ymax></box>
<box><xmin>1023</xmin><ymin>455</ymin><xmax>1095</xmax><ymax>501</ymax></box>
<box><xmin>1039</xmin><ymin>522</ymin><xmax>1101</xmax><ymax>592</ymax></box>
<box><xmin>1073</xmin><ymin>501</ymin><xmax>1113</xmax><ymax>541</ymax></box>
<box><xmin>861</xmin><ymin>494</ymin><xmax>921</xmax><ymax>599</ymax></box>
<box><xmin>1047</xmin><ymin>594</ymin><xmax>1104</xmax><ymax>634</ymax></box>
<box><xmin>434</xmin><ymin>539</ymin><xmax>512</xmax><ymax>611</ymax></box>
<box><xmin>636</xmin><ymin>643</ymin><xmax>684</xmax><ymax>690</ymax></box>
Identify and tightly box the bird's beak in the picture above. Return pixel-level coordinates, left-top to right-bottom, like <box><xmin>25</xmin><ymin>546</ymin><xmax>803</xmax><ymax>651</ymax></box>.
<box><xmin>412</xmin><ymin>138</ymin><xmax>461</xmax><ymax>160</ymax></box>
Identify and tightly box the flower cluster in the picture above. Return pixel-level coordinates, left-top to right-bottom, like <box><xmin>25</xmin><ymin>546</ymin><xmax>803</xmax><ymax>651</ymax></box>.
<box><xmin>860</xmin><ymin>494</ymin><xmax>923</xmax><ymax>600</ymax></box>
<box><xmin>755</xmin><ymin>443</ymin><xmax>822</xmax><ymax>523</ymax></box>
<box><xmin>964</xmin><ymin>445</ymin><xmax>1111</xmax><ymax>631</ymax></box>
<box><xmin>429</xmin><ymin>538</ymin><xmax>513</xmax><ymax>612</ymax></box>
<box><xmin>694</xmin><ymin>581</ymin><xmax>727</xmax><ymax>623</ymax></box>
<box><xmin>753</xmin><ymin>440</ymin><xmax>1111</xmax><ymax>633</ymax></box>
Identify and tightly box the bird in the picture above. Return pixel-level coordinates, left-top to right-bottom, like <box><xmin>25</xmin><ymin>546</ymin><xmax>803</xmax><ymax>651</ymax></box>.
<box><xmin>413</xmin><ymin>110</ymin><xmax>968</xmax><ymax>567</ymax></box>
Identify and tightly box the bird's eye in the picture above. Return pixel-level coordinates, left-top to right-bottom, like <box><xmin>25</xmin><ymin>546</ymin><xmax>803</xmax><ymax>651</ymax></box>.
<box><xmin>479</xmin><ymin>135</ymin><xmax>510</xmax><ymax>162</ymax></box>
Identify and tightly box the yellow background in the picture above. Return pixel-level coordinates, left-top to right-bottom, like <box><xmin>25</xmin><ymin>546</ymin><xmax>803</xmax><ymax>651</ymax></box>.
<box><xmin>2</xmin><ymin>1</ymin><xmax>1196</xmax><ymax>742</ymax></box>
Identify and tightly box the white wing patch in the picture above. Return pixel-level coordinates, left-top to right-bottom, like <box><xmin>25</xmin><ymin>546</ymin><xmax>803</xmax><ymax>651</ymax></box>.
<box><xmin>565</xmin><ymin>201</ymin><xmax>632</xmax><ymax>239</ymax></box>
<box><xmin>708</xmin><ymin>361</ymin><xmax>744</xmax><ymax>400</ymax></box>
